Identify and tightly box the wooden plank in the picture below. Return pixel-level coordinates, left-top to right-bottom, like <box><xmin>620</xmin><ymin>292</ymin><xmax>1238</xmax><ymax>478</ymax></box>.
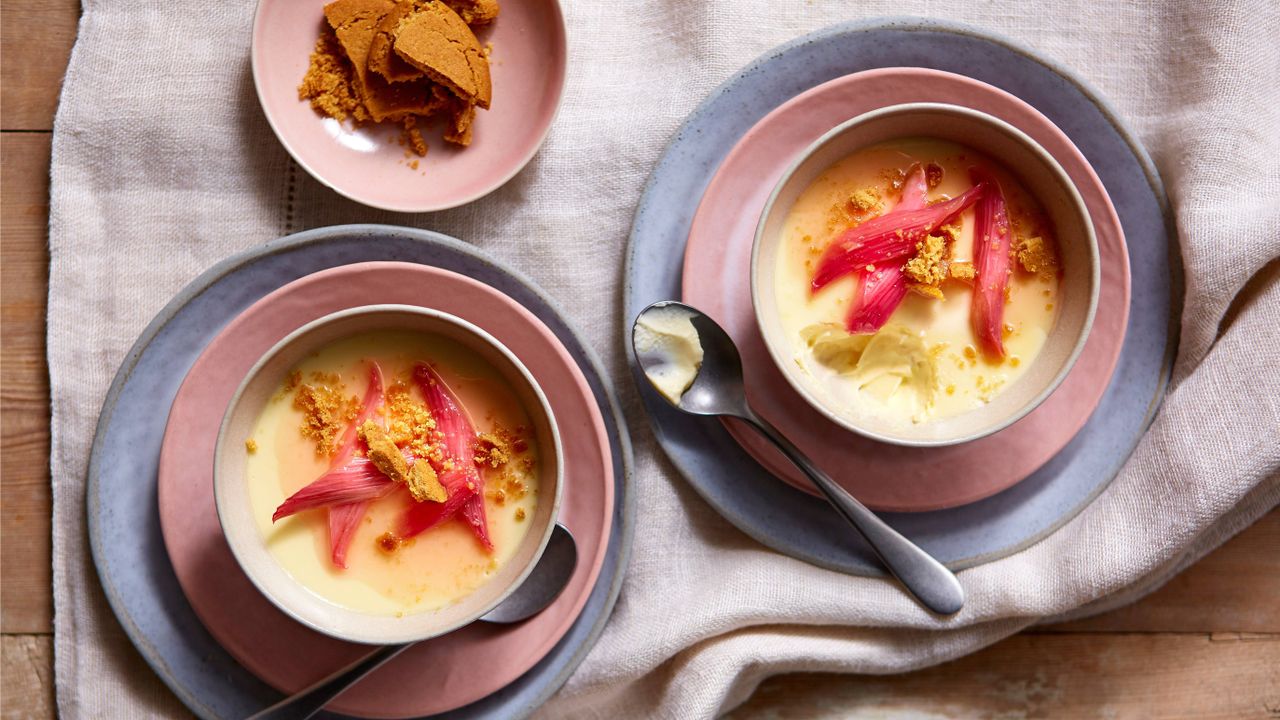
<box><xmin>729</xmin><ymin>633</ymin><xmax>1280</xmax><ymax>719</ymax></box>
<box><xmin>0</xmin><ymin>0</ymin><xmax>81</xmax><ymax>130</ymax></box>
<box><xmin>1</xmin><ymin>133</ymin><xmax>53</xmax><ymax>634</ymax></box>
<box><xmin>1</xmin><ymin>636</ymin><xmax>54</xmax><ymax>720</ymax></box>
<box><xmin>1048</xmin><ymin>509</ymin><xmax>1280</xmax><ymax>633</ymax></box>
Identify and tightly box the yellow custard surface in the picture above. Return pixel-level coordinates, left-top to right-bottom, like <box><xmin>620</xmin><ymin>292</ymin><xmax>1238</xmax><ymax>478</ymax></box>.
<box><xmin>245</xmin><ymin>330</ymin><xmax>539</xmax><ymax>616</ymax></box>
<box><xmin>774</xmin><ymin>138</ymin><xmax>1061</xmax><ymax>426</ymax></box>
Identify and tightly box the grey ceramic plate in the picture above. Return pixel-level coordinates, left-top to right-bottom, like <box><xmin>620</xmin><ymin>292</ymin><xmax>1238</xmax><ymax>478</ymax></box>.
<box><xmin>625</xmin><ymin>18</ymin><xmax>1180</xmax><ymax>574</ymax></box>
<box><xmin>86</xmin><ymin>226</ymin><xmax>634</xmax><ymax>719</ymax></box>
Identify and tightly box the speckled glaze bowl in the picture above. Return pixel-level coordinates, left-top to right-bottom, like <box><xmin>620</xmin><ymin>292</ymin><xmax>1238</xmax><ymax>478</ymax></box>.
<box><xmin>751</xmin><ymin>103</ymin><xmax>1100</xmax><ymax>447</ymax></box>
<box><xmin>214</xmin><ymin>304</ymin><xmax>563</xmax><ymax>645</ymax></box>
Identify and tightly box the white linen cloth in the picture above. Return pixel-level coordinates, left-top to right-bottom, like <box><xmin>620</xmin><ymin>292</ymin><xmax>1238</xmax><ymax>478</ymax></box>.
<box><xmin>49</xmin><ymin>1</ymin><xmax>1279</xmax><ymax>717</ymax></box>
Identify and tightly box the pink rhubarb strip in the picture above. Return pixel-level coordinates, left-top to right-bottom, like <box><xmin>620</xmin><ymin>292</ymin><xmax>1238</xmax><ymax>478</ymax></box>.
<box><xmin>402</xmin><ymin>363</ymin><xmax>493</xmax><ymax>550</ymax></box>
<box><xmin>843</xmin><ymin>164</ymin><xmax>928</xmax><ymax>334</ymax></box>
<box><xmin>812</xmin><ymin>180</ymin><xmax>985</xmax><ymax>292</ymax></box>
<box><xmin>272</xmin><ymin>458</ymin><xmax>398</xmax><ymax>523</ymax></box>
<box><xmin>327</xmin><ymin>361</ymin><xmax>386</xmax><ymax>568</ymax></box>
<box><xmin>969</xmin><ymin>166</ymin><xmax>1012</xmax><ymax>358</ymax></box>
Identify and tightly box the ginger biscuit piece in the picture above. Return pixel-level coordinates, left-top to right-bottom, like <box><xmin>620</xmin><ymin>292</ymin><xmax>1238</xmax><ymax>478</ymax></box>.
<box><xmin>369</xmin><ymin>0</ymin><xmax>430</xmax><ymax>82</ymax></box>
<box><xmin>324</xmin><ymin>0</ymin><xmax>441</xmax><ymax>122</ymax></box>
<box><xmin>393</xmin><ymin>2</ymin><xmax>492</xmax><ymax>109</ymax></box>
<box><xmin>359</xmin><ymin>420</ymin><xmax>408</xmax><ymax>482</ymax></box>
<box><xmin>443</xmin><ymin>102</ymin><xmax>476</xmax><ymax>146</ymax></box>
<box><xmin>406</xmin><ymin>460</ymin><xmax>447</xmax><ymax>503</ymax></box>
<box><xmin>370</xmin><ymin>0</ymin><xmax>498</xmax><ymax>83</ymax></box>
<box><xmin>443</xmin><ymin>0</ymin><xmax>499</xmax><ymax>25</ymax></box>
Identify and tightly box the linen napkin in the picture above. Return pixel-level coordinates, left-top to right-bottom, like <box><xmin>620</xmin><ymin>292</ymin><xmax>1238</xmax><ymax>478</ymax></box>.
<box><xmin>49</xmin><ymin>0</ymin><xmax>1279</xmax><ymax>717</ymax></box>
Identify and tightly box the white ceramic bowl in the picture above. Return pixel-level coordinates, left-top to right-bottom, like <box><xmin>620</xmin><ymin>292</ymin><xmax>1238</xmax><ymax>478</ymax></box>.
<box><xmin>214</xmin><ymin>305</ymin><xmax>562</xmax><ymax>644</ymax></box>
<box><xmin>751</xmin><ymin>103</ymin><xmax>1099</xmax><ymax>447</ymax></box>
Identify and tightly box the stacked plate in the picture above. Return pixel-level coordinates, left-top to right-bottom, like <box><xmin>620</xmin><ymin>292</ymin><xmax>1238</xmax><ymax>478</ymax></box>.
<box><xmin>87</xmin><ymin>228</ymin><xmax>633</xmax><ymax>719</ymax></box>
<box><xmin>626</xmin><ymin>18</ymin><xmax>1178</xmax><ymax>574</ymax></box>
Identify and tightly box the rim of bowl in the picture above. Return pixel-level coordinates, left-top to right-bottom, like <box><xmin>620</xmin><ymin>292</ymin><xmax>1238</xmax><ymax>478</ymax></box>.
<box><xmin>213</xmin><ymin>303</ymin><xmax>564</xmax><ymax>644</ymax></box>
<box><xmin>749</xmin><ymin>102</ymin><xmax>1100</xmax><ymax>448</ymax></box>
<box><xmin>249</xmin><ymin>0</ymin><xmax>569</xmax><ymax>214</ymax></box>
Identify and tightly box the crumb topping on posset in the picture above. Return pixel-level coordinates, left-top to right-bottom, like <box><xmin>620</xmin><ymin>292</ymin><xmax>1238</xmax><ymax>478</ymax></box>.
<box><xmin>292</xmin><ymin>371</ymin><xmax>361</xmax><ymax>457</ymax></box>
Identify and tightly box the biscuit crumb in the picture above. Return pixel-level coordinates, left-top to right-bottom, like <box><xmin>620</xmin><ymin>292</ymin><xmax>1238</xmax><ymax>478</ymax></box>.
<box><xmin>298</xmin><ymin>33</ymin><xmax>369</xmax><ymax>124</ymax></box>
<box><xmin>401</xmin><ymin>115</ymin><xmax>428</xmax><ymax>157</ymax></box>
<box><xmin>385</xmin><ymin>380</ymin><xmax>440</xmax><ymax>463</ymax></box>
<box><xmin>293</xmin><ymin>379</ymin><xmax>360</xmax><ymax>456</ymax></box>
<box><xmin>903</xmin><ymin>234</ymin><xmax>949</xmax><ymax>286</ymax></box>
<box><xmin>1014</xmin><ymin>235</ymin><xmax>1059</xmax><ymax>276</ymax></box>
<box><xmin>514</xmin><ymin>507</ymin><xmax>526</xmax><ymax>522</ymax></box>
<box><xmin>245</xmin><ymin>439</ymin><xmax>258</xmax><ymax>454</ymax></box>
<box><xmin>847</xmin><ymin>188</ymin><xmax>882</xmax><ymax>215</ymax></box>
<box><xmin>473</xmin><ymin>432</ymin><xmax>511</xmax><ymax>469</ymax></box>
<box><xmin>376</xmin><ymin>531</ymin><xmax>403</xmax><ymax>555</ymax></box>
<box><xmin>406</xmin><ymin>460</ymin><xmax>447</xmax><ymax>502</ymax></box>
<box><xmin>360</xmin><ymin>420</ymin><xmax>408</xmax><ymax>482</ymax></box>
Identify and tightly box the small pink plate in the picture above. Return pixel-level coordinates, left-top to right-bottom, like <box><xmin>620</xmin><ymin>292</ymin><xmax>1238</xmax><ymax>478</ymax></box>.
<box><xmin>157</xmin><ymin>262</ymin><xmax>612</xmax><ymax>718</ymax></box>
<box><xmin>251</xmin><ymin>0</ymin><xmax>566</xmax><ymax>212</ymax></box>
<box><xmin>683</xmin><ymin>68</ymin><xmax>1131</xmax><ymax>512</ymax></box>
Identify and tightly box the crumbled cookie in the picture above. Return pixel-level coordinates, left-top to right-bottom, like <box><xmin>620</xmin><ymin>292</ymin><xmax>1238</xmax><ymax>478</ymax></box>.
<box><xmin>1014</xmin><ymin>235</ymin><xmax>1059</xmax><ymax>276</ymax></box>
<box><xmin>393</xmin><ymin>2</ymin><xmax>492</xmax><ymax>109</ymax></box>
<box><xmin>406</xmin><ymin>460</ymin><xmax>447</xmax><ymax>502</ymax></box>
<box><xmin>369</xmin><ymin>0</ymin><xmax>430</xmax><ymax>82</ymax></box>
<box><xmin>903</xmin><ymin>234</ymin><xmax>948</xmax><ymax>286</ymax></box>
<box><xmin>299</xmin><ymin>32</ymin><xmax>370</xmax><ymax>123</ymax></box>
<box><xmin>359</xmin><ymin>420</ymin><xmax>408</xmax><ymax>482</ymax></box>
<box><xmin>324</xmin><ymin>0</ymin><xmax>441</xmax><ymax>122</ymax></box>
<box><xmin>848</xmin><ymin>188</ymin><xmax>882</xmax><ymax>215</ymax></box>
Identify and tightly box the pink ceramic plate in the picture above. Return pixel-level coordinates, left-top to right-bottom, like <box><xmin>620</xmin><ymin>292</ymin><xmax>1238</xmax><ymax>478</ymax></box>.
<box><xmin>251</xmin><ymin>0</ymin><xmax>566</xmax><ymax>212</ymax></box>
<box><xmin>683</xmin><ymin>68</ymin><xmax>1131</xmax><ymax>512</ymax></box>
<box><xmin>157</xmin><ymin>262</ymin><xmax>612</xmax><ymax>719</ymax></box>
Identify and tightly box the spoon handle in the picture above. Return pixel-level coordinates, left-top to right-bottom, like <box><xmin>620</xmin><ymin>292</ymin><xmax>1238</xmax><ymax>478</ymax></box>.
<box><xmin>246</xmin><ymin>643</ymin><xmax>412</xmax><ymax>720</ymax></box>
<box><xmin>740</xmin><ymin>411</ymin><xmax>965</xmax><ymax>615</ymax></box>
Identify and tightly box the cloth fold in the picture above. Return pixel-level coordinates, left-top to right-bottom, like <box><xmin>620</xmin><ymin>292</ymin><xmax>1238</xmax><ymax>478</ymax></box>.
<box><xmin>49</xmin><ymin>1</ymin><xmax>1279</xmax><ymax>718</ymax></box>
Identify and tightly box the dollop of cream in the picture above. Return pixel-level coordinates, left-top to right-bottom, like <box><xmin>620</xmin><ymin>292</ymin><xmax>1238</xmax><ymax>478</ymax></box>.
<box><xmin>803</xmin><ymin>323</ymin><xmax>937</xmax><ymax>423</ymax></box>
<box><xmin>635</xmin><ymin>306</ymin><xmax>705</xmax><ymax>405</ymax></box>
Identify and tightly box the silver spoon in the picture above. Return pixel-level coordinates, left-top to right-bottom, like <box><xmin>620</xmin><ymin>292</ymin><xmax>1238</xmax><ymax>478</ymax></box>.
<box><xmin>248</xmin><ymin>523</ymin><xmax>578</xmax><ymax>720</ymax></box>
<box><xmin>632</xmin><ymin>301</ymin><xmax>964</xmax><ymax>615</ymax></box>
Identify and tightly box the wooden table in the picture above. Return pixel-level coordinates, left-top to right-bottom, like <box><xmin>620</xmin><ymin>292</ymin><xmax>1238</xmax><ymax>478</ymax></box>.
<box><xmin>2</xmin><ymin>2</ymin><xmax>1276</xmax><ymax>717</ymax></box>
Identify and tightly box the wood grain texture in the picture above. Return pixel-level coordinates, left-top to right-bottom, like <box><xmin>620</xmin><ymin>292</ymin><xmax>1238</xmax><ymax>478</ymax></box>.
<box><xmin>729</xmin><ymin>633</ymin><xmax>1280</xmax><ymax>719</ymax></box>
<box><xmin>1</xmin><ymin>636</ymin><xmax>55</xmax><ymax>720</ymax></box>
<box><xmin>0</xmin><ymin>0</ymin><xmax>81</xmax><ymax>130</ymax></box>
<box><xmin>1</xmin><ymin>134</ymin><xmax>54</xmax><ymax>634</ymax></box>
